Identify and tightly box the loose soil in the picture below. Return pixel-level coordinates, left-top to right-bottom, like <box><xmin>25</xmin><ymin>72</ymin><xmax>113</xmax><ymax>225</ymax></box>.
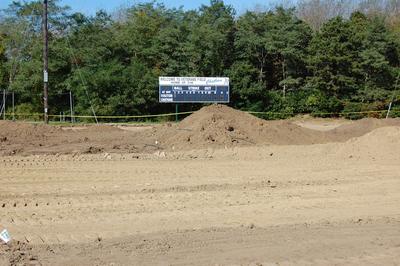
<box><xmin>1</xmin><ymin>104</ymin><xmax>399</xmax><ymax>155</ymax></box>
<box><xmin>1</xmin><ymin>104</ymin><xmax>400</xmax><ymax>265</ymax></box>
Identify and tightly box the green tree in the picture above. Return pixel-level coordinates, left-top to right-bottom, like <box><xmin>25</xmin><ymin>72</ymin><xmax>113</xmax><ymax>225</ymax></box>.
<box><xmin>0</xmin><ymin>0</ymin><xmax>70</xmax><ymax>113</ymax></box>
<box><xmin>305</xmin><ymin>17</ymin><xmax>359</xmax><ymax>99</ymax></box>
<box><xmin>350</xmin><ymin>12</ymin><xmax>400</xmax><ymax>102</ymax></box>
<box><xmin>186</xmin><ymin>0</ymin><xmax>235</xmax><ymax>76</ymax></box>
<box><xmin>0</xmin><ymin>34</ymin><xmax>8</xmax><ymax>88</ymax></box>
<box><xmin>0</xmin><ymin>0</ymin><xmax>399</xmax><ymax>120</ymax></box>
<box><xmin>231</xmin><ymin>8</ymin><xmax>312</xmax><ymax>111</ymax></box>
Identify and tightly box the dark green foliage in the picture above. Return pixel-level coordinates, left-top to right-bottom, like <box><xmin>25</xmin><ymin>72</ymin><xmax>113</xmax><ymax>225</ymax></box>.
<box><xmin>232</xmin><ymin>8</ymin><xmax>312</xmax><ymax>108</ymax></box>
<box><xmin>0</xmin><ymin>0</ymin><xmax>399</xmax><ymax>120</ymax></box>
<box><xmin>306</xmin><ymin>17</ymin><xmax>359</xmax><ymax>99</ymax></box>
<box><xmin>0</xmin><ymin>35</ymin><xmax>8</xmax><ymax>88</ymax></box>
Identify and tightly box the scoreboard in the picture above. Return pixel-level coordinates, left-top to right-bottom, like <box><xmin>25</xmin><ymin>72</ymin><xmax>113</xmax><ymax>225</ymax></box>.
<box><xmin>159</xmin><ymin>77</ymin><xmax>230</xmax><ymax>103</ymax></box>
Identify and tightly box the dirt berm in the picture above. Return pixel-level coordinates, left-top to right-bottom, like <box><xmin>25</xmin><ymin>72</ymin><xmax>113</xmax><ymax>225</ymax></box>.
<box><xmin>156</xmin><ymin>104</ymin><xmax>328</xmax><ymax>149</ymax></box>
<box><xmin>1</xmin><ymin>104</ymin><xmax>400</xmax><ymax>155</ymax></box>
<box><xmin>155</xmin><ymin>104</ymin><xmax>400</xmax><ymax>150</ymax></box>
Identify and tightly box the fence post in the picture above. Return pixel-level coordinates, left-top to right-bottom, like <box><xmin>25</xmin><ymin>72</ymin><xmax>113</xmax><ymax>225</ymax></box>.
<box><xmin>386</xmin><ymin>102</ymin><xmax>393</xmax><ymax>119</ymax></box>
<box><xmin>12</xmin><ymin>91</ymin><xmax>15</xmax><ymax>121</ymax></box>
<box><xmin>69</xmin><ymin>91</ymin><xmax>74</xmax><ymax>123</ymax></box>
<box><xmin>175</xmin><ymin>104</ymin><xmax>179</xmax><ymax>122</ymax></box>
<box><xmin>3</xmin><ymin>90</ymin><xmax>5</xmax><ymax>120</ymax></box>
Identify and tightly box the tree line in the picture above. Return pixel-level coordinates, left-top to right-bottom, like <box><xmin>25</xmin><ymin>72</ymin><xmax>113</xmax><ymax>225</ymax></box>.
<box><xmin>0</xmin><ymin>0</ymin><xmax>399</xmax><ymax>120</ymax></box>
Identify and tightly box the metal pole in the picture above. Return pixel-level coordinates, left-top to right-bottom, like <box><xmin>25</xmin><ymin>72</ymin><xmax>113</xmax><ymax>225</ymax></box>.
<box><xmin>72</xmin><ymin>92</ymin><xmax>76</xmax><ymax>123</ymax></box>
<box><xmin>3</xmin><ymin>90</ymin><xmax>5</xmax><ymax>120</ymax></box>
<box><xmin>386</xmin><ymin>102</ymin><xmax>393</xmax><ymax>119</ymax></box>
<box><xmin>43</xmin><ymin>0</ymin><xmax>49</xmax><ymax>124</ymax></box>
<box><xmin>175</xmin><ymin>104</ymin><xmax>178</xmax><ymax>122</ymax></box>
<box><xmin>12</xmin><ymin>91</ymin><xmax>15</xmax><ymax>121</ymax></box>
<box><xmin>91</xmin><ymin>106</ymin><xmax>98</xmax><ymax>124</ymax></box>
<box><xmin>0</xmin><ymin>91</ymin><xmax>3</xmax><ymax>118</ymax></box>
<box><xmin>69</xmin><ymin>91</ymin><xmax>74</xmax><ymax>123</ymax></box>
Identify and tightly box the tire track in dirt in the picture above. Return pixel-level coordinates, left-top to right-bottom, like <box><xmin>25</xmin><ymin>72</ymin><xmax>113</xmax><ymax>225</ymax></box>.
<box><xmin>25</xmin><ymin>221</ymin><xmax>400</xmax><ymax>265</ymax></box>
<box><xmin>1</xmin><ymin>151</ymin><xmax>400</xmax><ymax>246</ymax></box>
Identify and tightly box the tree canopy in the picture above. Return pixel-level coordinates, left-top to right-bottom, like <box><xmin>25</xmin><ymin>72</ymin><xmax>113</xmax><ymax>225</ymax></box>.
<box><xmin>0</xmin><ymin>0</ymin><xmax>399</xmax><ymax>120</ymax></box>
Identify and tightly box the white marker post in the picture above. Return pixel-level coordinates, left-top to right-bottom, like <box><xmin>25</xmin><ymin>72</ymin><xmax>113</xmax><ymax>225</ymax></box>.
<box><xmin>0</xmin><ymin>229</ymin><xmax>11</xmax><ymax>244</ymax></box>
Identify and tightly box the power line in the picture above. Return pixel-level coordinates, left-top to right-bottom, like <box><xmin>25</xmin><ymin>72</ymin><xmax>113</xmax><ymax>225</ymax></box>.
<box><xmin>65</xmin><ymin>37</ymin><xmax>99</xmax><ymax>124</ymax></box>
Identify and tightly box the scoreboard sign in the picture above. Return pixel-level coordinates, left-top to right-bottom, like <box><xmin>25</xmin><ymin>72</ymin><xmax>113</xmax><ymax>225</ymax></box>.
<box><xmin>159</xmin><ymin>77</ymin><xmax>230</xmax><ymax>103</ymax></box>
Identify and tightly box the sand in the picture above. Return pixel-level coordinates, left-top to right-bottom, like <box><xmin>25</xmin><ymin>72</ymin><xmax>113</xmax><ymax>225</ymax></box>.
<box><xmin>1</xmin><ymin>105</ymin><xmax>400</xmax><ymax>265</ymax></box>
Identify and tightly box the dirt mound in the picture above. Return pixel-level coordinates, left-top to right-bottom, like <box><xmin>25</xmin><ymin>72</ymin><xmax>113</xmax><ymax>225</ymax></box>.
<box><xmin>2</xmin><ymin>106</ymin><xmax>400</xmax><ymax>155</ymax></box>
<box><xmin>336</xmin><ymin>126</ymin><xmax>400</xmax><ymax>158</ymax></box>
<box><xmin>327</xmin><ymin>118</ymin><xmax>400</xmax><ymax>141</ymax></box>
<box><xmin>156</xmin><ymin>104</ymin><xmax>327</xmax><ymax>150</ymax></box>
<box><xmin>352</xmin><ymin>126</ymin><xmax>400</xmax><ymax>144</ymax></box>
<box><xmin>0</xmin><ymin>121</ymin><xmax>61</xmax><ymax>140</ymax></box>
<box><xmin>155</xmin><ymin>105</ymin><xmax>400</xmax><ymax>151</ymax></box>
<box><xmin>347</xmin><ymin>126</ymin><xmax>400</xmax><ymax>152</ymax></box>
<box><xmin>0</xmin><ymin>121</ymin><xmax>156</xmax><ymax>156</ymax></box>
<box><xmin>0</xmin><ymin>121</ymin><xmax>64</xmax><ymax>154</ymax></box>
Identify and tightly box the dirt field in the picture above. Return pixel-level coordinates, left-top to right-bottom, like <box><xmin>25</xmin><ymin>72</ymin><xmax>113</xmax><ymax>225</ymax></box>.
<box><xmin>1</xmin><ymin>106</ymin><xmax>400</xmax><ymax>265</ymax></box>
<box><xmin>1</xmin><ymin>105</ymin><xmax>400</xmax><ymax>156</ymax></box>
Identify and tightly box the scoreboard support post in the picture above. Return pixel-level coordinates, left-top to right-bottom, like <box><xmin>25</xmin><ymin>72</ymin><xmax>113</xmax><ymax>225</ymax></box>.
<box><xmin>176</xmin><ymin>104</ymin><xmax>179</xmax><ymax>122</ymax></box>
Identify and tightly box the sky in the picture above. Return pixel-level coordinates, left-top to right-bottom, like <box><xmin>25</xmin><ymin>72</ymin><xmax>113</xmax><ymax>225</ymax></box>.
<box><xmin>0</xmin><ymin>0</ymin><xmax>266</xmax><ymax>15</ymax></box>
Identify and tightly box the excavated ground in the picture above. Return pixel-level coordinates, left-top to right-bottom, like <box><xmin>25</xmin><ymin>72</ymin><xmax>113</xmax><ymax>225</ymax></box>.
<box><xmin>1</xmin><ymin>105</ymin><xmax>400</xmax><ymax>265</ymax></box>
<box><xmin>1</xmin><ymin>104</ymin><xmax>399</xmax><ymax>156</ymax></box>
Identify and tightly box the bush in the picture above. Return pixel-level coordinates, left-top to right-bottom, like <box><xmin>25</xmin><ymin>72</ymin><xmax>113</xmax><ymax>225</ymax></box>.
<box><xmin>342</xmin><ymin>101</ymin><xmax>388</xmax><ymax>119</ymax></box>
<box><xmin>308</xmin><ymin>92</ymin><xmax>343</xmax><ymax>117</ymax></box>
<box><xmin>342</xmin><ymin>102</ymin><xmax>364</xmax><ymax>119</ymax></box>
<box><xmin>14</xmin><ymin>103</ymin><xmax>41</xmax><ymax>121</ymax></box>
<box><xmin>388</xmin><ymin>104</ymin><xmax>400</xmax><ymax>118</ymax></box>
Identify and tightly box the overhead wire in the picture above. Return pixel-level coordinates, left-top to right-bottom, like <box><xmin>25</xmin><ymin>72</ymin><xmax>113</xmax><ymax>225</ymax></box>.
<box><xmin>64</xmin><ymin>35</ymin><xmax>99</xmax><ymax>124</ymax></box>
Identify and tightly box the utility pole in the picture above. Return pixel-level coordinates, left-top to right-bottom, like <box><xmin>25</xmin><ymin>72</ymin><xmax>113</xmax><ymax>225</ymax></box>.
<box><xmin>43</xmin><ymin>0</ymin><xmax>49</xmax><ymax>124</ymax></box>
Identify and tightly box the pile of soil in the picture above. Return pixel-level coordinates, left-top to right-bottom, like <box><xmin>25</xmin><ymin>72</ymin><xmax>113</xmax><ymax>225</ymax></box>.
<box><xmin>337</xmin><ymin>126</ymin><xmax>400</xmax><ymax>159</ymax></box>
<box><xmin>155</xmin><ymin>104</ymin><xmax>328</xmax><ymax>150</ymax></box>
<box><xmin>0</xmin><ymin>121</ymin><xmax>61</xmax><ymax>141</ymax></box>
<box><xmin>0</xmin><ymin>121</ymin><xmax>157</xmax><ymax>156</ymax></box>
<box><xmin>154</xmin><ymin>105</ymin><xmax>400</xmax><ymax>151</ymax></box>
<box><xmin>0</xmin><ymin>122</ymin><xmax>63</xmax><ymax>155</ymax></box>
<box><xmin>327</xmin><ymin>118</ymin><xmax>400</xmax><ymax>142</ymax></box>
<box><xmin>1</xmin><ymin>105</ymin><xmax>400</xmax><ymax>155</ymax></box>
